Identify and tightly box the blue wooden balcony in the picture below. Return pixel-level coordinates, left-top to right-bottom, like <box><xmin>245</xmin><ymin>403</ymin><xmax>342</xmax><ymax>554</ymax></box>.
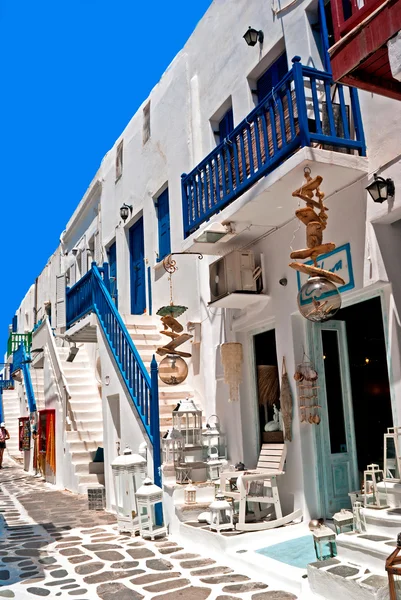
<box><xmin>181</xmin><ymin>57</ymin><xmax>366</xmax><ymax>239</ymax></box>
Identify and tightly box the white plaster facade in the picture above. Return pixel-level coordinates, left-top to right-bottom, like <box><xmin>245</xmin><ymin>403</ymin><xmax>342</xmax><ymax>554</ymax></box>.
<box><xmin>4</xmin><ymin>0</ymin><xmax>401</xmax><ymax>550</ymax></box>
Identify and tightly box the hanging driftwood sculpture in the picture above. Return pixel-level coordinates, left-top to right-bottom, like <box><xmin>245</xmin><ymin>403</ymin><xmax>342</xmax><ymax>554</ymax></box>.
<box><xmin>280</xmin><ymin>357</ymin><xmax>293</xmax><ymax>442</ymax></box>
<box><xmin>156</xmin><ymin>314</ymin><xmax>193</xmax><ymax>358</ymax></box>
<box><xmin>257</xmin><ymin>365</ymin><xmax>279</xmax><ymax>424</ymax></box>
<box><xmin>221</xmin><ymin>342</ymin><xmax>243</xmax><ymax>402</ymax></box>
<box><xmin>289</xmin><ymin>169</ymin><xmax>346</xmax><ymax>285</ymax></box>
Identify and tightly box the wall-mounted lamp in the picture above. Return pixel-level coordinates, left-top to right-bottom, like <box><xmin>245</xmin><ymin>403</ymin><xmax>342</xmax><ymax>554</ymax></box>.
<box><xmin>67</xmin><ymin>344</ymin><xmax>79</xmax><ymax>363</ymax></box>
<box><xmin>120</xmin><ymin>203</ymin><xmax>133</xmax><ymax>223</ymax></box>
<box><xmin>366</xmin><ymin>174</ymin><xmax>395</xmax><ymax>203</ymax></box>
<box><xmin>243</xmin><ymin>26</ymin><xmax>264</xmax><ymax>47</ymax></box>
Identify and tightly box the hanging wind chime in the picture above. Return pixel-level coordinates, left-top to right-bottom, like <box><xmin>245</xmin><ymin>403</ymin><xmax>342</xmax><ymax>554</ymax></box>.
<box><xmin>289</xmin><ymin>168</ymin><xmax>345</xmax><ymax>322</ymax></box>
<box><xmin>156</xmin><ymin>254</ymin><xmax>202</xmax><ymax>385</ymax></box>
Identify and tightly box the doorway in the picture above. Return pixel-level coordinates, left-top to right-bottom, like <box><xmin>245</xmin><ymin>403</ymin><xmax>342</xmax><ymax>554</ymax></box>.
<box><xmin>253</xmin><ymin>329</ymin><xmax>280</xmax><ymax>447</ymax></box>
<box><xmin>311</xmin><ymin>295</ymin><xmax>392</xmax><ymax>517</ymax></box>
<box><xmin>129</xmin><ymin>217</ymin><xmax>146</xmax><ymax>315</ymax></box>
<box><xmin>107</xmin><ymin>241</ymin><xmax>118</xmax><ymax>308</ymax></box>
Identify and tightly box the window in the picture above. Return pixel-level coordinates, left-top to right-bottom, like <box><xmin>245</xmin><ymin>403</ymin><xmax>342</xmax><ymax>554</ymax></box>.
<box><xmin>256</xmin><ymin>52</ymin><xmax>288</xmax><ymax>104</ymax></box>
<box><xmin>143</xmin><ymin>101</ymin><xmax>151</xmax><ymax>144</ymax></box>
<box><xmin>156</xmin><ymin>187</ymin><xmax>171</xmax><ymax>262</ymax></box>
<box><xmin>115</xmin><ymin>140</ymin><xmax>123</xmax><ymax>181</ymax></box>
<box><xmin>210</xmin><ymin>98</ymin><xmax>233</xmax><ymax>145</ymax></box>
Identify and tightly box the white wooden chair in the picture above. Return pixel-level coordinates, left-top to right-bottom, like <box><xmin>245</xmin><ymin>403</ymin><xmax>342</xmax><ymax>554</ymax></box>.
<box><xmin>219</xmin><ymin>443</ymin><xmax>302</xmax><ymax>531</ymax></box>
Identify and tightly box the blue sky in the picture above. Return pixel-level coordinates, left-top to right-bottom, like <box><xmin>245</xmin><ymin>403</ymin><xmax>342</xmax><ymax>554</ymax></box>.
<box><xmin>0</xmin><ymin>0</ymin><xmax>211</xmax><ymax>353</ymax></box>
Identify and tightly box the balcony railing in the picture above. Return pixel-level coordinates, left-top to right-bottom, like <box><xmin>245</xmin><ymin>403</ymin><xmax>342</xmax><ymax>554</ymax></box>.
<box><xmin>7</xmin><ymin>332</ymin><xmax>32</xmax><ymax>358</ymax></box>
<box><xmin>330</xmin><ymin>0</ymin><xmax>384</xmax><ymax>41</ymax></box>
<box><xmin>181</xmin><ymin>57</ymin><xmax>366</xmax><ymax>239</ymax></box>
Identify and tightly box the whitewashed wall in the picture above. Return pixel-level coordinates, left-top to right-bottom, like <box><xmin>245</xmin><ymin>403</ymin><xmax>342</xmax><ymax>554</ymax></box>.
<box><xmin>8</xmin><ymin>0</ymin><xmax>401</xmax><ymax>517</ymax></box>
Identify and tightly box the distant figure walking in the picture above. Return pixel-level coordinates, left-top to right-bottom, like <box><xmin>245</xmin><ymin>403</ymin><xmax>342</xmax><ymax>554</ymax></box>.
<box><xmin>0</xmin><ymin>422</ymin><xmax>10</xmax><ymax>468</ymax></box>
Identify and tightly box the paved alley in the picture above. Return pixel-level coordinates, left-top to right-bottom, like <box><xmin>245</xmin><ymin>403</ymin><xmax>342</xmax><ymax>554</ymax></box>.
<box><xmin>0</xmin><ymin>458</ymin><xmax>297</xmax><ymax>600</ymax></box>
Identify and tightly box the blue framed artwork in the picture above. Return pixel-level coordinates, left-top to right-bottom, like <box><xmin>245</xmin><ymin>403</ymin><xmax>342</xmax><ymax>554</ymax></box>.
<box><xmin>296</xmin><ymin>243</ymin><xmax>354</xmax><ymax>306</ymax></box>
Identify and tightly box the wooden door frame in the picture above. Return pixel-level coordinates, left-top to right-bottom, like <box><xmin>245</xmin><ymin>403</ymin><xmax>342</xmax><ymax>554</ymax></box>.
<box><xmin>307</xmin><ymin>284</ymin><xmax>397</xmax><ymax>516</ymax></box>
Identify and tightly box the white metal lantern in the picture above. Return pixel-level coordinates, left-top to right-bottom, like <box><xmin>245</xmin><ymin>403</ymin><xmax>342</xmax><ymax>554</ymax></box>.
<box><xmin>202</xmin><ymin>415</ymin><xmax>227</xmax><ymax>460</ymax></box>
<box><xmin>353</xmin><ymin>501</ymin><xmax>367</xmax><ymax>533</ymax></box>
<box><xmin>384</xmin><ymin>428</ymin><xmax>401</xmax><ymax>481</ymax></box>
<box><xmin>209</xmin><ymin>491</ymin><xmax>234</xmax><ymax>533</ymax></box>
<box><xmin>135</xmin><ymin>477</ymin><xmax>167</xmax><ymax>540</ymax></box>
<box><xmin>333</xmin><ymin>509</ymin><xmax>354</xmax><ymax>535</ymax></box>
<box><xmin>184</xmin><ymin>481</ymin><xmax>197</xmax><ymax>504</ymax></box>
<box><xmin>312</xmin><ymin>525</ymin><xmax>337</xmax><ymax>561</ymax></box>
<box><xmin>364</xmin><ymin>463</ymin><xmax>389</xmax><ymax>509</ymax></box>
<box><xmin>206</xmin><ymin>447</ymin><xmax>222</xmax><ymax>481</ymax></box>
<box><xmin>111</xmin><ymin>446</ymin><xmax>147</xmax><ymax>532</ymax></box>
<box><xmin>172</xmin><ymin>398</ymin><xmax>202</xmax><ymax>447</ymax></box>
<box><xmin>162</xmin><ymin>428</ymin><xmax>184</xmax><ymax>465</ymax></box>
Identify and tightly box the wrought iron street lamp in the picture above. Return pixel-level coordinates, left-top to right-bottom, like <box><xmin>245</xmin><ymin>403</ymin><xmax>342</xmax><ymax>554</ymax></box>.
<box><xmin>243</xmin><ymin>26</ymin><xmax>264</xmax><ymax>46</ymax></box>
<box><xmin>120</xmin><ymin>203</ymin><xmax>133</xmax><ymax>222</ymax></box>
<box><xmin>366</xmin><ymin>175</ymin><xmax>395</xmax><ymax>203</ymax></box>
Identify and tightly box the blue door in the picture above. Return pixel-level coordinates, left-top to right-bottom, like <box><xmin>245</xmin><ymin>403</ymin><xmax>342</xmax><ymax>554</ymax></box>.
<box><xmin>107</xmin><ymin>242</ymin><xmax>118</xmax><ymax>308</ymax></box>
<box><xmin>129</xmin><ymin>218</ymin><xmax>146</xmax><ymax>314</ymax></box>
<box><xmin>218</xmin><ymin>108</ymin><xmax>234</xmax><ymax>143</ymax></box>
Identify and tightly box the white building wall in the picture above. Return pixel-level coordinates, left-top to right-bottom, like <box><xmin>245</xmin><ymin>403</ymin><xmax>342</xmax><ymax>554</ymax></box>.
<box><xmin>7</xmin><ymin>0</ymin><xmax>401</xmax><ymax>519</ymax></box>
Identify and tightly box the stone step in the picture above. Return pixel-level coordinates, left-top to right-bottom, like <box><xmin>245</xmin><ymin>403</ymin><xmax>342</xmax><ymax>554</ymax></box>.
<box><xmin>77</xmin><ymin>473</ymin><xmax>105</xmax><ymax>491</ymax></box>
<box><xmin>307</xmin><ymin>558</ymin><xmax>388</xmax><ymax>600</ymax></box>
<box><xmin>68</xmin><ymin>440</ymin><xmax>101</xmax><ymax>452</ymax></box>
<box><xmin>74</xmin><ymin>461</ymin><xmax>104</xmax><ymax>475</ymax></box>
<box><xmin>122</xmin><ymin>314</ymin><xmax>159</xmax><ymax>327</ymax></box>
<box><xmin>70</xmin><ymin>450</ymin><xmax>97</xmax><ymax>462</ymax></box>
<box><xmin>66</xmin><ymin>430</ymin><xmax>103</xmax><ymax>442</ymax></box>
<box><xmin>362</xmin><ymin>504</ymin><xmax>401</xmax><ymax>536</ymax></box>
<box><xmin>70</xmin><ymin>410</ymin><xmax>103</xmax><ymax>420</ymax></box>
<box><xmin>336</xmin><ymin>531</ymin><xmax>396</xmax><ymax>572</ymax></box>
<box><xmin>68</xmin><ymin>400</ymin><xmax>102</xmax><ymax>412</ymax></box>
<box><xmin>129</xmin><ymin>332</ymin><xmax>161</xmax><ymax>342</ymax></box>
<box><xmin>69</xmin><ymin>419</ymin><xmax>104</xmax><ymax>430</ymax></box>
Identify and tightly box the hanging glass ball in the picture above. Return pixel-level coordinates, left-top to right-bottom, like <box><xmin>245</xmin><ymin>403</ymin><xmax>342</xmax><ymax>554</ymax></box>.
<box><xmin>298</xmin><ymin>276</ymin><xmax>342</xmax><ymax>322</ymax></box>
<box><xmin>159</xmin><ymin>354</ymin><xmax>188</xmax><ymax>385</ymax></box>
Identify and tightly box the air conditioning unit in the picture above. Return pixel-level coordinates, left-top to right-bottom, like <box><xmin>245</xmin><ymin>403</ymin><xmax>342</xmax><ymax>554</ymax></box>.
<box><xmin>209</xmin><ymin>250</ymin><xmax>258</xmax><ymax>304</ymax></box>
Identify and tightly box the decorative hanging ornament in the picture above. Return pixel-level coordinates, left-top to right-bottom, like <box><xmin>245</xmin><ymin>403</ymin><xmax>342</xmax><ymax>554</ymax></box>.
<box><xmin>159</xmin><ymin>354</ymin><xmax>189</xmax><ymax>386</ymax></box>
<box><xmin>289</xmin><ymin>168</ymin><xmax>345</xmax><ymax>322</ymax></box>
<box><xmin>221</xmin><ymin>342</ymin><xmax>243</xmax><ymax>402</ymax></box>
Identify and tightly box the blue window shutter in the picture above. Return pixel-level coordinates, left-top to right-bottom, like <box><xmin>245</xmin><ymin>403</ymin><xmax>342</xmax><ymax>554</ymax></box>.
<box><xmin>218</xmin><ymin>108</ymin><xmax>234</xmax><ymax>141</ymax></box>
<box><xmin>12</xmin><ymin>315</ymin><xmax>18</xmax><ymax>333</ymax></box>
<box><xmin>256</xmin><ymin>52</ymin><xmax>288</xmax><ymax>104</ymax></box>
<box><xmin>157</xmin><ymin>188</ymin><xmax>171</xmax><ymax>261</ymax></box>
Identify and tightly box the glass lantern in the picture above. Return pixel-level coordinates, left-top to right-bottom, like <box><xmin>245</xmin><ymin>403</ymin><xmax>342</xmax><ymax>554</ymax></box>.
<box><xmin>385</xmin><ymin>428</ymin><xmax>401</xmax><ymax>481</ymax></box>
<box><xmin>135</xmin><ymin>477</ymin><xmax>167</xmax><ymax>540</ymax></box>
<box><xmin>162</xmin><ymin>428</ymin><xmax>184</xmax><ymax>465</ymax></box>
<box><xmin>172</xmin><ymin>398</ymin><xmax>202</xmax><ymax>447</ymax></box>
<box><xmin>159</xmin><ymin>354</ymin><xmax>188</xmax><ymax>386</ymax></box>
<box><xmin>184</xmin><ymin>481</ymin><xmax>197</xmax><ymax>504</ymax></box>
<box><xmin>333</xmin><ymin>509</ymin><xmax>354</xmax><ymax>535</ymax></box>
<box><xmin>353</xmin><ymin>501</ymin><xmax>367</xmax><ymax>534</ymax></box>
<box><xmin>364</xmin><ymin>463</ymin><xmax>389</xmax><ymax>509</ymax></box>
<box><xmin>111</xmin><ymin>446</ymin><xmax>147</xmax><ymax>532</ymax></box>
<box><xmin>312</xmin><ymin>525</ymin><xmax>337</xmax><ymax>561</ymax></box>
<box><xmin>209</xmin><ymin>492</ymin><xmax>234</xmax><ymax>533</ymax></box>
<box><xmin>175</xmin><ymin>463</ymin><xmax>192</xmax><ymax>485</ymax></box>
<box><xmin>298</xmin><ymin>277</ymin><xmax>341</xmax><ymax>322</ymax></box>
<box><xmin>202</xmin><ymin>415</ymin><xmax>227</xmax><ymax>460</ymax></box>
<box><xmin>386</xmin><ymin>532</ymin><xmax>401</xmax><ymax>599</ymax></box>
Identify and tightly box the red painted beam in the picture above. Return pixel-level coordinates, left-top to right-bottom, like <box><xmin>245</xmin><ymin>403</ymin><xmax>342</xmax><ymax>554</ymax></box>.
<box><xmin>339</xmin><ymin>72</ymin><xmax>401</xmax><ymax>101</ymax></box>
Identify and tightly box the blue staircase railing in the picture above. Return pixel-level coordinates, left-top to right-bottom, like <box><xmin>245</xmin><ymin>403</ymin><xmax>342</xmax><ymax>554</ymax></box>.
<box><xmin>181</xmin><ymin>56</ymin><xmax>366</xmax><ymax>238</ymax></box>
<box><xmin>12</xmin><ymin>344</ymin><xmax>37</xmax><ymax>414</ymax></box>
<box><xmin>66</xmin><ymin>263</ymin><xmax>161</xmax><ymax>488</ymax></box>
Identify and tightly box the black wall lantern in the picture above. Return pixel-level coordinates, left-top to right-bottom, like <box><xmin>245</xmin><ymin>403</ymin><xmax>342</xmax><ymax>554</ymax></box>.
<box><xmin>366</xmin><ymin>174</ymin><xmax>395</xmax><ymax>203</ymax></box>
<box><xmin>120</xmin><ymin>203</ymin><xmax>133</xmax><ymax>222</ymax></box>
<box><xmin>243</xmin><ymin>26</ymin><xmax>264</xmax><ymax>47</ymax></box>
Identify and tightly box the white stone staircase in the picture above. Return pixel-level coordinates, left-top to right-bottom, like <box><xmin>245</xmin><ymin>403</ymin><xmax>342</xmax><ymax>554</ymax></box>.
<box><xmin>123</xmin><ymin>314</ymin><xmax>198</xmax><ymax>435</ymax></box>
<box><xmin>57</xmin><ymin>345</ymin><xmax>104</xmax><ymax>494</ymax></box>
<box><xmin>2</xmin><ymin>388</ymin><xmax>21</xmax><ymax>459</ymax></box>
<box><xmin>30</xmin><ymin>368</ymin><xmax>45</xmax><ymax>410</ymax></box>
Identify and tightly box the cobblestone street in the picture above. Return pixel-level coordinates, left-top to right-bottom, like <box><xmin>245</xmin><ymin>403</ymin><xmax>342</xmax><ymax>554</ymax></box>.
<box><xmin>0</xmin><ymin>458</ymin><xmax>298</xmax><ymax>600</ymax></box>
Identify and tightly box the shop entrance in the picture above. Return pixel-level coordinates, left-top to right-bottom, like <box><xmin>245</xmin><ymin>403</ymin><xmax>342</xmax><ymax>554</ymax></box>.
<box><xmin>253</xmin><ymin>328</ymin><xmax>280</xmax><ymax>447</ymax></box>
<box><xmin>311</xmin><ymin>295</ymin><xmax>392</xmax><ymax>517</ymax></box>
